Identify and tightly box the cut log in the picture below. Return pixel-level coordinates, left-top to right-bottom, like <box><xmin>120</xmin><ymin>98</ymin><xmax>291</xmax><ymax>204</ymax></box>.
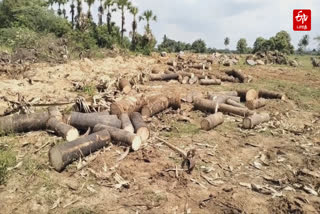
<box><xmin>151</xmin><ymin>67</ymin><xmax>161</xmax><ymax>74</ymax></box>
<box><xmin>216</xmin><ymin>74</ymin><xmax>238</xmax><ymax>83</ymax></box>
<box><xmin>119</xmin><ymin>78</ymin><xmax>131</xmax><ymax>94</ymax></box>
<box><xmin>167</xmin><ymin>92</ymin><xmax>181</xmax><ymax>110</ymax></box>
<box><xmin>182</xmin><ymin>76</ymin><xmax>190</xmax><ymax>84</ymax></box>
<box><xmin>141</xmin><ymin>96</ymin><xmax>169</xmax><ymax>117</ymax></box>
<box><xmin>207</xmin><ymin>93</ymin><xmax>241</xmax><ymax>103</ymax></box>
<box><xmin>258</xmin><ymin>90</ymin><xmax>286</xmax><ymax>100</ymax></box>
<box><xmin>219</xmin><ymin>104</ymin><xmax>254</xmax><ymax>117</ymax></box>
<box><xmin>68</xmin><ymin>112</ymin><xmax>121</xmax><ymax>130</ymax></box>
<box><xmin>201</xmin><ymin>113</ymin><xmax>224</xmax><ymax>131</ymax></box>
<box><xmin>193</xmin><ymin>98</ymin><xmax>218</xmax><ymax>113</ymax></box>
<box><xmin>149</xmin><ymin>73</ymin><xmax>179</xmax><ymax>81</ymax></box>
<box><xmin>130</xmin><ymin>112</ymin><xmax>149</xmax><ymax>142</ymax></box>
<box><xmin>243</xmin><ymin>113</ymin><xmax>270</xmax><ymax>129</ymax></box>
<box><xmin>47</xmin><ymin>107</ymin><xmax>79</xmax><ymax>142</ymax></box>
<box><xmin>49</xmin><ymin>129</ymin><xmax>111</xmax><ymax>172</ymax></box>
<box><xmin>185</xmin><ymin>91</ymin><xmax>203</xmax><ymax>103</ymax></box>
<box><xmin>119</xmin><ymin>113</ymin><xmax>134</xmax><ymax>133</ymax></box>
<box><xmin>213</xmin><ymin>91</ymin><xmax>238</xmax><ymax>96</ymax></box>
<box><xmin>0</xmin><ymin>111</ymin><xmax>50</xmax><ymax>134</ymax></box>
<box><xmin>189</xmin><ymin>76</ymin><xmax>198</xmax><ymax>85</ymax></box>
<box><xmin>110</xmin><ymin>95</ymin><xmax>146</xmax><ymax>115</ymax></box>
<box><xmin>226</xmin><ymin>99</ymin><xmax>246</xmax><ymax>108</ymax></box>
<box><xmin>246</xmin><ymin>98</ymin><xmax>267</xmax><ymax>110</ymax></box>
<box><xmin>93</xmin><ymin>124</ymin><xmax>141</xmax><ymax>151</ymax></box>
<box><xmin>246</xmin><ymin>89</ymin><xmax>258</xmax><ymax>101</ymax></box>
<box><xmin>192</xmin><ymin>64</ymin><xmax>205</xmax><ymax>70</ymax></box>
<box><xmin>225</xmin><ymin>69</ymin><xmax>248</xmax><ymax>83</ymax></box>
<box><xmin>199</xmin><ymin>79</ymin><xmax>222</xmax><ymax>85</ymax></box>
<box><xmin>167</xmin><ymin>60</ymin><xmax>177</xmax><ymax>67</ymax></box>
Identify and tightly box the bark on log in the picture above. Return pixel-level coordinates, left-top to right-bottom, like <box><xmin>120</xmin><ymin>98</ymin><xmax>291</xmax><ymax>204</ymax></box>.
<box><xmin>93</xmin><ymin>124</ymin><xmax>141</xmax><ymax>151</ymax></box>
<box><xmin>47</xmin><ymin>107</ymin><xmax>79</xmax><ymax>142</ymax></box>
<box><xmin>246</xmin><ymin>98</ymin><xmax>267</xmax><ymax>110</ymax></box>
<box><xmin>218</xmin><ymin>103</ymin><xmax>254</xmax><ymax>117</ymax></box>
<box><xmin>119</xmin><ymin>78</ymin><xmax>131</xmax><ymax>94</ymax></box>
<box><xmin>120</xmin><ymin>113</ymin><xmax>134</xmax><ymax>133</ymax></box>
<box><xmin>189</xmin><ymin>76</ymin><xmax>198</xmax><ymax>85</ymax></box>
<box><xmin>68</xmin><ymin>112</ymin><xmax>121</xmax><ymax>130</ymax></box>
<box><xmin>193</xmin><ymin>98</ymin><xmax>218</xmax><ymax>113</ymax></box>
<box><xmin>141</xmin><ymin>96</ymin><xmax>169</xmax><ymax>117</ymax></box>
<box><xmin>149</xmin><ymin>73</ymin><xmax>179</xmax><ymax>81</ymax></box>
<box><xmin>243</xmin><ymin>113</ymin><xmax>270</xmax><ymax>129</ymax></box>
<box><xmin>130</xmin><ymin>112</ymin><xmax>149</xmax><ymax>142</ymax></box>
<box><xmin>216</xmin><ymin>74</ymin><xmax>238</xmax><ymax>83</ymax></box>
<box><xmin>207</xmin><ymin>93</ymin><xmax>241</xmax><ymax>103</ymax></box>
<box><xmin>167</xmin><ymin>93</ymin><xmax>181</xmax><ymax>110</ymax></box>
<box><xmin>225</xmin><ymin>69</ymin><xmax>248</xmax><ymax>83</ymax></box>
<box><xmin>192</xmin><ymin>64</ymin><xmax>205</xmax><ymax>70</ymax></box>
<box><xmin>246</xmin><ymin>89</ymin><xmax>258</xmax><ymax>101</ymax></box>
<box><xmin>213</xmin><ymin>91</ymin><xmax>238</xmax><ymax>96</ymax></box>
<box><xmin>0</xmin><ymin>111</ymin><xmax>50</xmax><ymax>134</ymax></box>
<box><xmin>185</xmin><ymin>91</ymin><xmax>203</xmax><ymax>103</ymax></box>
<box><xmin>201</xmin><ymin>113</ymin><xmax>224</xmax><ymax>131</ymax></box>
<box><xmin>49</xmin><ymin>129</ymin><xmax>111</xmax><ymax>172</ymax></box>
<box><xmin>226</xmin><ymin>99</ymin><xmax>246</xmax><ymax>108</ymax></box>
<box><xmin>258</xmin><ymin>90</ymin><xmax>286</xmax><ymax>100</ymax></box>
<box><xmin>110</xmin><ymin>95</ymin><xmax>146</xmax><ymax>115</ymax></box>
<box><xmin>199</xmin><ymin>79</ymin><xmax>222</xmax><ymax>85</ymax></box>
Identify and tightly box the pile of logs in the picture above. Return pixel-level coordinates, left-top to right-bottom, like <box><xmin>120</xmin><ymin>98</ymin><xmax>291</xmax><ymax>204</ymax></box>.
<box><xmin>189</xmin><ymin>89</ymin><xmax>285</xmax><ymax>131</ymax></box>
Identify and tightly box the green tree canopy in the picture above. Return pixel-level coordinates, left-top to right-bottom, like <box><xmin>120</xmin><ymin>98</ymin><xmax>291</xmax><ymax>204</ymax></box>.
<box><xmin>191</xmin><ymin>39</ymin><xmax>207</xmax><ymax>53</ymax></box>
<box><xmin>224</xmin><ymin>37</ymin><xmax>230</xmax><ymax>48</ymax></box>
<box><xmin>237</xmin><ymin>38</ymin><xmax>248</xmax><ymax>54</ymax></box>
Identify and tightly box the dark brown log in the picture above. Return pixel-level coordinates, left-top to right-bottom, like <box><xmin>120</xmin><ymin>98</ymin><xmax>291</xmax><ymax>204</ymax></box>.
<box><xmin>225</xmin><ymin>69</ymin><xmax>248</xmax><ymax>83</ymax></box>
<box><xmin>93</xmin><ymin>124</ymin><xmax>141</xmax><ymax>151</ymax></box>
<box><xmin>49</xmin><ymin>129</ymin><xmax>111</xmax><ymax>172</ymax></box>
<box><xmin>246</xmin><ymin>89</ymin><xmax>258</xmax><ymax>101</ymax></box>
<box><xmin>192</xmin><ymin>64</ymin><xmax>205</xmax><ymax>70</ymax></box>
<box><xmin>120</xmin><ymin>113</ymin><xmax>134</xmax><ymax>133</ymax></box>
<box><xmin>243</xmin><ymin>113</ymin><xmax>270</xmax><ymax>129</ymax></box>
<box><xmin>167</xmin><ymin>93</ymin><xmax>181</xmax><ymax>110</ymax></box>
<box><xmin>0</xmin><ymin>111</ymin><xmax>50</xmax><ymax>134</ymax></box>
<box><xmin>141</xmin><ymin>96</ymin><xmax>169</xmax><ymax>117</ymax></box>
<box><xmin>68</xmin><ymin>112</ymin><xmax>121</xmax><ymax>130</ymax></box>
<box><xmin>119</xmin><ymin>78</ymin><xmax>131</xmax><ymax>94</ymax></box>
<box><xmin>168</xmin><ymin>67</ymin><xmax>175</xmax><ymax>72</ymax></box>
<box><xmin>199</xmin><ymin>79</ymin><xmax>222</xmax><ymax>85</ymax></box>
<box><xmin>258</xmin><ymin>90</ymin><xmax>286</xmax><ymax>100</ymax></box>
<box><xmin>226</xmin><ymin>99</ymin><xmax>246</xmax><ymax>108</ymax></box>
<box><xmin>110</xmin><ymin>95</ymin><xmax>146</xmax><ymax>115</ymax></box>
<box><xmin>149</xmin><ymin>73</ymin><xmax>179</xmax><ymax>81</ymax></box>
<box><xmin>47</xmin><ymin>107</ymin><xmax>79</xmax><ymax>142</ymax></box>
<box><xmin>130</xmin><ymin>112</ymin><xmax>149</xmax><ymax>142</ymax></box>
<box><xmin>216</xmin><ymin>74</ymin><xmax>238</xmax><ymax>83</ymax></box>
<box><xmin>246</xmin><ymin>98</ymin><xmax>267</xmax><ymax>110</ymax></box>
<box><xmin>201</xmin><ymin>113</ymin><xmax>224</xmax><ymax>131</ymax></box>
<box><xmin>185</xmin><ymin>91</ymin><xmax>203</xmax><ymax>103</ymax></box>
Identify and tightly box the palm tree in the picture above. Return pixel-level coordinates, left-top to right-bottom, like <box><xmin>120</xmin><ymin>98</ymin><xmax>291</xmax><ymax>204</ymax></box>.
<box><xmin>130</xmin><ymin>6</ymin><xmax>138</xmax><ymax>50</ymax></box>
<box><xmin>116</xmin><ymin>0</ymin><xmax>132</xmax><ymax>42</ymax></box>
<box><xmin>70</xmin><ymin>0</ymin><xmax>76</xmax><ymax>28</ymax></box>
<box><xmin>48</xmin><ymin>0</ymin><xmax>55</xmax><ymax>9</ymax></box>
<box><xmin>76</xmin><ymin>0</ymin><xmax>83</xmax><ymax>29</ymax></box>
<box><xmin>139</xmin><ymin>10</ymin><xmax>157</xmax><ymax>34</ymax></box>
<box><xmin>85</xmin><ymin>0</ymin><xmax>95</xmax><ymax>20</ymax></box>
<box><xmin>104</xmin><ymin>0</ymin><xmax>116</xmax><ymax>34</ymax></box>
<box><xmin>98</xmin><ymin>0</ymin><xmax>104</xmax><ymax>25</ymax></box>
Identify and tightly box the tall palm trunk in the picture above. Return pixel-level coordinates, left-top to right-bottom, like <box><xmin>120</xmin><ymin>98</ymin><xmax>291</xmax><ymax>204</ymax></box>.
<box><xmin>70</xmin><ymin>1</ymin><xmax>75</xmax><ymax>28</ymax></box>
<box><xmin>76</xmin><ymin>0</ymin><xmax>82</xmax><ymax>29</ymax></box>
<box><xmin>107</xmin><ymin>10</ymin><xmax>112</xmax><ymax>33</ymax></box>
<box><xmin>98</xmin><ymin>0</ymin><xmax>103</xmax><ymax>26</ymax></box>
<box><xmin>58</xmin><ymin>3</ymin><xmax>62</xmax><ymax>16</ymax></box>
<box><xmin>121</xmin><ymin>6</ymin><xmax>125</xmax><ymax>42</ymax></box>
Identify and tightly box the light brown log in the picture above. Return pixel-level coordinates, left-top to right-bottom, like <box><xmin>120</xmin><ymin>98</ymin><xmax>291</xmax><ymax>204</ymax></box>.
<box><xmin>119</xmin><ymin>78</ymin><xmax>131</xmax><ymax>94</ymax></box>
<box><xmin>110</xmin><ymin>95</ymin><xmax>146</xmax><ymax>115</ymax></box>
<box><xmin>207</xmin><ymin>93</ymin><xmax>241</xmax><ymax>103</ymax></box>
<box><xmin>226</xmin><ymin>99</ymin><xmax>246</xmax><ymax>108</ymax></box>
<box><xmin>130</xmin><ymin>112</ymin><xmax>149</xmax><ymax>142</ymax></box>
<box><xmin>192</xmin><ymin>64</ymin><xmax>205</xmax><ymax>70</ymax></box>
<box><xmin>243</xmin><ymin>113</ymin><xmax>270</xmax><ymax>129</ymax></box>
<box><xmin>201</xmin><ymin>113</ymin><xmax>224</xmax><ymax>131</ymax></box>
<box><xmin>216</xmin><ymin>74</ymin><xmax>238</xmax><ymax>83</ymax></box>
<box><xmin>189</xmin><ymin>76</ymin><xmax>198</xmax><ymax>85</ymax></box>
<box><xmin>193</xmin><ymin>98</ymin><xmax>218</xmax><ymax>113</ymax></box>
<box><xmin>47</xmin><ymin>107</ymin><xmax>79</xmax><ymax>142</ymax></box>
<box><xmin>0</xmin><ymin>111</ymin><xmax>50</xmax><ymax>134</ymax></box>
<box><xmin>225</xmin><ymin>69</ymin><xmax>248</xmax><ymax>83</ymax></box>
<box><xmin>199</xmin><ymin>79</ymin><xmax>222</xmax><ymax>85</ymax></box>
<box><xmin>167</xmin><ymin>92</ymin><xmax>181</xmax><ymax>110</ymax></box>
<box><xmin>49</xmin><ymin>129</ymin><xmax>111</xmax><ymax>172</ymax></box>
<box><xmin>151</xmin><ymin>67</ymin><xmax>161</xmax><ymax>74</ymax></box>
<box><xmin>185</xmin><ymin>91</ymin><xmax>203</xmax><ymax>103</ymax></box>
<box><xmin>141</xmin><ymin>96</ymin><xmax>169</xmax><ymax>117</ymax></box>
<box><xmin>213</xmin><ymin>91</ymin><xmax>238</xmax><ymax>96</ymax></box>
<box><xmin>93</xmin><ymin>124</ymin><xmax>141</xmax><ymax>151</ymax></box>
<box><xmin>182</xmin><ymin>76</ymin><xmax>190</xmax><ymax>84</ymax></box>
<box><xmin>246</xmin><ymin>89</ymin><xmax>258</xmax><ymax>101</ymax></box>
<box><xmin>119</xmin><ymin>113</ymin><xmax>134</xmax><ymax>133</ymax></box>
<box><xmin>218</xmin><ymin>103</ymin><xmax>254</xmax><ymax>117</ymax></box>
<box><xmin>246</xmin><ymin>98</ymin><xmax>267</xmax><ymax>110</ymax></box>
<box><xmin>167</xmin><ymin>60</ymin><xmax>177</xmax><ymax>67</ymax></box>
<box><xmin>258</xmin><ymin>90</ymin><xmax>286</xmax><ymax>100</ymax></box>
<box><xmin>149</xmin><ymin>73</ymin><xmax>179</xmax><ymax>81</ymax></box>
<box><xmin>68</xmin><ymin>112</ymin><xmax>121</xmax><ymax>130</ymax></box>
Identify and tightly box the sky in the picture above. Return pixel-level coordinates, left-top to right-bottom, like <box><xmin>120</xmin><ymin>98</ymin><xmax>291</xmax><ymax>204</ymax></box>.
<box><xmin>56</xmin><ymin>0</ymin><xmax>320</xmax><ymax>50</ymax></box>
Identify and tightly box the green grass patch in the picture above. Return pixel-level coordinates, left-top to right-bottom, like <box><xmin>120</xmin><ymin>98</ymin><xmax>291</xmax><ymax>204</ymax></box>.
<box><xmin>82</xmin><ymin>84</ymin><xmax>97</xmax><ymax>97</ymax></box>
<box><xmin>67</xmin><ymin>207</ymin><xmax>96</xmax><ymax>214</ymax></box>
<box><xmin>161</xmin><ymin>121</ymin><xmax>200</xmax><ymax>138</ymax></box>
<box><xmin>0</xmin><ymin>149</ymin><xmax>16</xmax><ymax>185</ymax></box>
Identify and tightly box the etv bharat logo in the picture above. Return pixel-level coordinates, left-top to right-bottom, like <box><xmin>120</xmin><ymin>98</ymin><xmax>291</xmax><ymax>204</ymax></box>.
<box><xmin>293</xmin><ymin>9</ymin><xmax>311</xmax><ymax>31</ymax></box>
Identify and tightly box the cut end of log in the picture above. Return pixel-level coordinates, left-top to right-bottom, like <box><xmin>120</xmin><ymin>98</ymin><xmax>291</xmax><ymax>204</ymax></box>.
<box><xmin>242</xmin><ymin>118</ymin><xmax>252</xmax><ymax>129</ymax></box>
<box><xmin>137</xmin><ymin>127</ymin><xmax>150</xmax><ymax>142</ymax></box>
<box><xmin>141</xmin><ymin>107</ymin><xmax>151</xmax><ymax>118</ymax></box>
<box><xmin>122</xmin><ymin>86</ymin><xmax>131</xmax><ymax>94</ymax></box>
<box><xmin>132</xmin><ymin>136</ymin><xmax>142</xmax><ymax>151</ymax></box>
<box><xmin>49</xmin><ymin>147</ymin><xmax>64</xmax><ymax>172</ymax></box>
<box><xmin>65</xmin><ymin>128</ymin><xmax>80</xmax><ymax>142</ymax></box>
<box><xmin>200</xmin><ymin>120</ymin><xmax>211</xmax><ymax>131</ymax></box>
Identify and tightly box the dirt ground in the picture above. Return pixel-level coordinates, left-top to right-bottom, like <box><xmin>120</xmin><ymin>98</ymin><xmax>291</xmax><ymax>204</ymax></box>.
<box><xmin>0</xmin><ymin>54</ymin><xmax>320</xmax><ymax>214</ymax></box>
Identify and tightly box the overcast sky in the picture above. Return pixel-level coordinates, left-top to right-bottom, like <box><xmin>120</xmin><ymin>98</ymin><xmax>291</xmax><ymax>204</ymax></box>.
<box><xmin>57</xmin><ymin>0</ymin><xmax>319</xmax><ymax>50</ymax></box>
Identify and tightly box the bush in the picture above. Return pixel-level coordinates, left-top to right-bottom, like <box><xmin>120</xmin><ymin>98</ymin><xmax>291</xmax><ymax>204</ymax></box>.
<box><xmin>0</xmin><ymin>27</ymin><xmax>38</xmax><ymax>49</ymax></box>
